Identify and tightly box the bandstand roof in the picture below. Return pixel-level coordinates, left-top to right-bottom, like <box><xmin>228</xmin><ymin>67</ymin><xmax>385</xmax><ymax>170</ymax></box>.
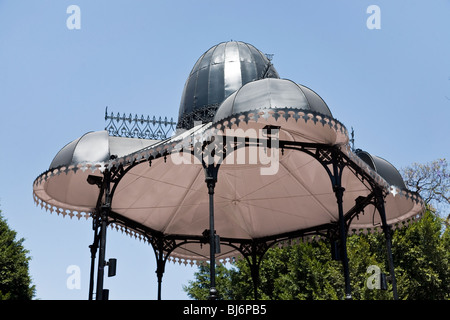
<box><xmin>33</xmin><ymin>41</ymin><xmax>424</xmax><ymax>264</ymax></box>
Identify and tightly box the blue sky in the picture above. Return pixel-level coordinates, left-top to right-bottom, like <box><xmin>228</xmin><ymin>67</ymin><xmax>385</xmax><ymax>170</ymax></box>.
<box><xmin>0</xmin><ymin>0</ymin><xmax>449</xmax><ymax>300</ymax></box>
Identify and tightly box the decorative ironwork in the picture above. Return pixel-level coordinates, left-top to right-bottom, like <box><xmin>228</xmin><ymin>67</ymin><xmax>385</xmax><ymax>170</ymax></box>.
<box><xmin>176</xmin><ymin>103</ymin><xmax>220</xmax><ymax>129</ymax></box>
<box><xmin>260</xmin><ymin>59</ymin><xmax>276</xmax><ymax>79</ymax></box>
<box><xmin>238</xmin><ymin>242</ymin><xmax>269</xmax><ymax>258</ymax></box>
<box><xmin>318</xmin><ymin>148</ymin><xmax>333</xmax><ymax>164</ymax></box>
<box><xmin>104</xmin><ymin>107</ymin><xmax>177</xmax><ymax>140</ymax></box>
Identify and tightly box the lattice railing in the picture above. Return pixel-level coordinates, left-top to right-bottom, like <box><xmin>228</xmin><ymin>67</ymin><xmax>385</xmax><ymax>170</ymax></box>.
<box><xmin>105</xmin><ymin>107</ymin><xmax>177</xmax><ymax>140</ymax></box>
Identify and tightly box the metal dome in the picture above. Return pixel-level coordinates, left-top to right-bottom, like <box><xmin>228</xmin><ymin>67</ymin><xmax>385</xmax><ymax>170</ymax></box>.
<box><xmin>50</xmin><ymin>131</ymin><xmax>158</xmax><ymax>169</ymax></box>
<box><xmin>355</xmin><ymin>149</ymin><xmax>407</xmax><ymax>189</ymax></box>
<box><xmin>177</xmin><ymin>41</ymin><xmax>280</xmax><ymax>129</ymax></box>
<box><xmin>34</xmin><ymin>131</ymin><xmax>159</xmax><ymax>217</ymax></box>
<box><xmin>214</xmin><ymin>78</ymin><xmax>332</xmax><ymax>122</ymax></box>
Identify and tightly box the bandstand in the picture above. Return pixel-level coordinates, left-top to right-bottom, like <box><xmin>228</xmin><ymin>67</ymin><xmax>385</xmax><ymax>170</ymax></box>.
<box><xmin>33</xmin><ymin>41</ymin><xmax>424</xmax><ymax>300</ymax></box>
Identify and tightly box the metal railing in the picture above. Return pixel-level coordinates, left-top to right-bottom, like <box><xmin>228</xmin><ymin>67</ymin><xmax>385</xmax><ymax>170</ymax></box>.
<box><xmin>105</xmin><ymin>107</ymin><xmax>177</xmax><ymax>140</ymax></box>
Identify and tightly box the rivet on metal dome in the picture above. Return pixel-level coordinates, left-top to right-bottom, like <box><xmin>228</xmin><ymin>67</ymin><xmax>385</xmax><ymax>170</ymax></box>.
<box><xmin>177</xmin><ymin>41</ymin><xmax>280</xmax><ymax>130</ymax></box>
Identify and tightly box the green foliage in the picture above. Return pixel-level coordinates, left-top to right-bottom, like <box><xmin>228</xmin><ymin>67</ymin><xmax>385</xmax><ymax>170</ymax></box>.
<box><xmin>250</xmin><ymin>242</ymin><xmax>344</xmax><ymax>300</ymax></box>
<box><xmin>0</xmin><ymin>211</ymin><xmax>35</xmax><ymax>300</ymax></box>
<box><xmin>346</xmin><ymin>233</ymin><xmax>391</xmax><ymax>300</ymax></box>
<box><xmin>182</xmin><ymin>263</ymin><xmax>233</xmax><ymax>300</ymax></box>
<box><xmin>183</xmin><ymin>210</ymin><xmax>449</xmax><ymax>300</ymax></box>
<box><xmin>392</xmin><ymin>210</ymin><xmax>450</xmax><ymax>299</ymax></box>
<box><xmin>184</xmin><ymin>159</ymin><xmax>450</xmax><ymax>300</ymax></box>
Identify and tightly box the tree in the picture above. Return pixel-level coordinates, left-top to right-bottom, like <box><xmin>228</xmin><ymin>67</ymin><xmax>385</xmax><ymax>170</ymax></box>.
<box><xmin>184</xmin><ymin>159</ymin><xmax>450</xmax><ymax>300</ymax></box>
<box><xmin>182</xmin><ymin>263</ymin><xmax>233</xmax><ymax>300</ymax></box>
<box><xmin>346</xmin><ymin>232</ymin><xmax>391</xmax><ymax>300</ymax></box>
<box><xmin>184</xmin><ymin>210</ymin><xmax>449</xmax><ymax>300</ymax></box>
<box><xmin>392</xmin><ymin>209</ymin><xmax>450</xmax><ymax>299</ymax></box>
<box><xmin>0</xmin><ymin>210</ymin><xmax>35</xmax><ymax>299</ymax></box>
<box><xmin>401</xmin><ymin>158</ymin><xmax>450</xmax><ymax>227</ymax></box>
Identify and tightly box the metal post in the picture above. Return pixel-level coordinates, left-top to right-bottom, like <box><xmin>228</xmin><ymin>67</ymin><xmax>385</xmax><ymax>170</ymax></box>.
<box><xmin>156</xmin><ymin>270</ymin><xmax>163</xmax><ymax>300</ymax></box>
<box><xmin>376</xmin><ymin>191</ymin><xmax>399</xmax><ymax>300</ymax></box>
<box><xmin>332</xmin><ymin>157</ymin><xmax>352</xmax><ymax>300</ymax></box>
<box><xmin>238</xmin><ymin>242</ymin><xmax>267</xmax><ymax>301</ymax></box>
<box><xmin>335</xmin><ymin>185</ymin><xmax>352</xmax><ymax>300</ymax></box>
<box><xmin>205</xmin><ymin>165</ymin><xmax>218</xmax><ymax>300</ymax></box>
<box><xmin>88</xmin><ymin>231</ymin><xmax>99</xmax><ymax>300</ymax></box>
<box><xmin>156</xmin><ymin>249</ymin><xmax>165</xmax><ymax>300</ymax></box>
<box><xmin>207</xmin><ymin>178</ymin><xmax>217</xmax><ymax>300</ymax></box>
<box><xmin>96</xmin><ymin>171</ymin><xmax>111</xmax><ymax>300</ymax></box>
<box><xmin>87</xmin><ymin>175</ymin><xmax>104</xmax><ymax>301</ymax></box>
<box><xmin>96</xmin><ymin>208</ymin><xmax>108</xmax><ymax>300</ymax></box>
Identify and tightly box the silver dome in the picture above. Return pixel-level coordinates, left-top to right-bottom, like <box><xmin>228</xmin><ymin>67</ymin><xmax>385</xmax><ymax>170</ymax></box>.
<box><xmin>178</xmin><ymin>41</ymin><xmax>280</xmax><ymax>129</ymax></box>
<box><xmin>355</xmin><ymin>149</ymin><xmax>407</xmax><ymax>189</ymax></box>
<box><xmin>213</xmin><ymin>78</ymin><xmax>332</xmax><ymax>122</ymax></box>
<box><xmin>50</xmin><ymin>131</ymin><xmax>157</xmax><ymax>169</ymax></box>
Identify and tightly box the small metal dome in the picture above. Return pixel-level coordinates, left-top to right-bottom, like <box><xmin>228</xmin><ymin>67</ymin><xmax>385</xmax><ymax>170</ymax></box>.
<box><xmin>50</xmin><ymin>131</ymin><xmax>110</xmax><ymax>169</ymax></box>
<box><xmin>355</xmin><ymin>149</ymin><xmax>407</xmax><ymax>189</ymax></box>
<box><xmin>177</xmin><ymin>41</ymin><xmax>280</xmax><ymax>129</ymax></box>
<box><xmin>213</xmin><ymin>78</ymin><xmax>332</xmax><ymax>122</ymax></box>
<box><xmin>50</xmin><ymin>131</ymin><xmax>158</xmax><ymax>169</ymax></box>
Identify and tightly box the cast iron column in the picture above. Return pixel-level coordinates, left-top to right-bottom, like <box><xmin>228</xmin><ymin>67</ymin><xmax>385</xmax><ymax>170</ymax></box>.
<box><xmin>335</xmin><ymin>185</ymin><xmax>352</xmax><ymax>300</ymax></box>
<box><xmin>155</xmin><ymin>243</ymin><xmax>166</xmax><ymax>301</ymax></box>
<box><xmin>96</xmin><ymin>170</ymin><xmax>111</xmax><ymax>300</ymax></box>
<box><xmin>205</xmin><ymin>165</ymin><xmax>218</xmax><ymax>300</ymax></box>
<box><xmin>88</xmin><ymin>229</ymin><xmax>99</xmax><ymax>300</ymax></box>
<box><xmin>332</xmin><ymin>156</ymin><xmax>352</xmax><ymax>300</ymax></box>
<box><xmin>376</xmin><ymin>190</ymin><xmax>399</xmax><ymax>300</ymax></box>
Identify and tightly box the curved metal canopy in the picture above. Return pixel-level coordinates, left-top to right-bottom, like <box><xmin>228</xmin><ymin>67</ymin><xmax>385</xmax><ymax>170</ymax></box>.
<box><xmin>177</xmin><ymin>40</ymin><xmax>279</xmax><ymax>130</ymax></box>
<box><xmin>214</xmin><ymin>78</ymin><xmax>332</xmax><ymax>122</ymax></box>
<box><xmin>355</xmin><ymin>149</ymin><xmax>407</xmax><ymax>189</ymax></box>
<box><xmin>34</xmin><ymin>131</ymin><xmax>159</xmax><ymax>218</ymax></box>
